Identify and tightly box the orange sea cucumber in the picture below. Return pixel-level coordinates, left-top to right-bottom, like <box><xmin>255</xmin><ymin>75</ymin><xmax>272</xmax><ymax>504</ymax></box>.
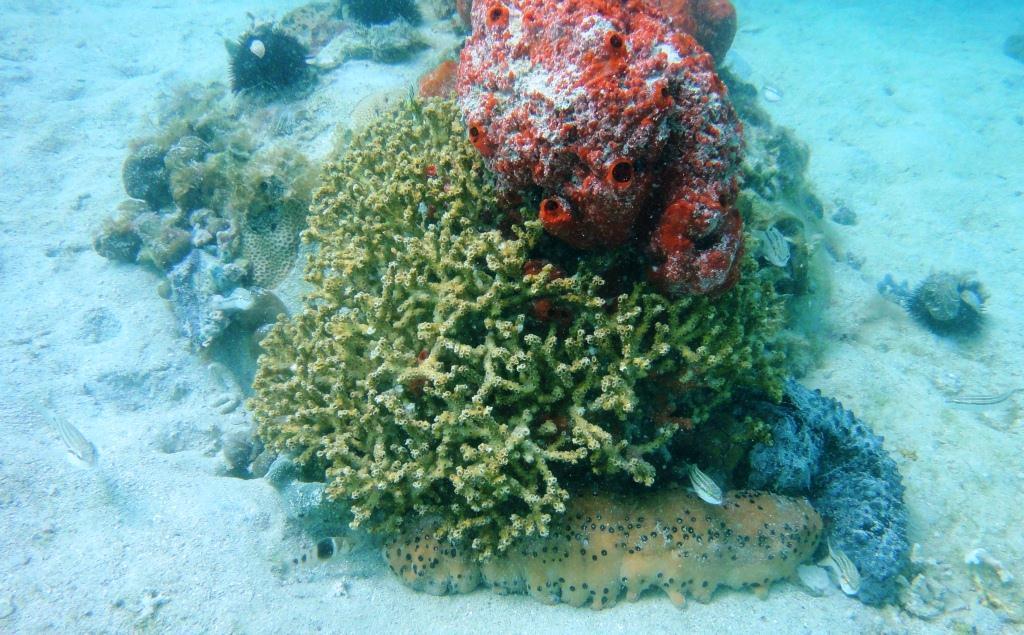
<box><xmin>386</xmin><ymin>488</ymin><xmax>822</xmax><ymax>608</ymax></box>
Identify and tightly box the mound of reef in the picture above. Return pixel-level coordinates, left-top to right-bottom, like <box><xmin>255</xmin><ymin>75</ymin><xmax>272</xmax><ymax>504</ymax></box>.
<box><xmin>92</xmin><ymin>0</ymin><xmax>914</xmax><ymax>612</ymax></box>
<box><xmin>251</xmin><ymin>97</ymin><xmax>787</xmax><ymax>557</ymax></box>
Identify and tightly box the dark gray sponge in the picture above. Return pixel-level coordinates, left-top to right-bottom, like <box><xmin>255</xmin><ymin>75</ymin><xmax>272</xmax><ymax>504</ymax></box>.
<box><xmin>747</xmin><ymin>379</ymin><xmax>909</xmax><ymax>605</ymax></box>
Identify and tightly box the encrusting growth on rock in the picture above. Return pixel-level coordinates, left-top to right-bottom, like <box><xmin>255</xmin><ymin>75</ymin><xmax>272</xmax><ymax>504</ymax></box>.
<box><xmin>457</xmin><ymin>0</ymin><xmax>745</xmax><ymax>296</ymax></box>
<box><xmin>386</xmin><ymin>488</ymin><xmax>822</xmax><ymax>608</ymax></box>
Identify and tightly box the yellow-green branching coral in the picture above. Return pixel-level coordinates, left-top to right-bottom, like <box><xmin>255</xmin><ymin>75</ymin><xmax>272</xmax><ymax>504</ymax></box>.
<box><xmin>251</xmin><ymin>99</ymin><xmax>786</xmax><ymax>557</ymax></box>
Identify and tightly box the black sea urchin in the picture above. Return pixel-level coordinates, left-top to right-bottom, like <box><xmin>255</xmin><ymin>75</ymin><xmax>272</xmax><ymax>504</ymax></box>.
<box><xmin>908</xmin><ymin>272</ymin><xmax>986</xmax><ymax>337</ymax></box>
<box><xmin>339</xmin><ymin>0</ymin><xmax>422</xmax><ymax>26</ymax></box>
<box><xmin>228</xmin><ymin>26</ymin><xmax>311</xmax><ymax>94</ymax></box>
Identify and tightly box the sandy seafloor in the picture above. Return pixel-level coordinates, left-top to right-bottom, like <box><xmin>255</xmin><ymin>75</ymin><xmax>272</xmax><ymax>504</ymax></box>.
<box><xmin>1</xmin><ymin>0</ymin><xmax>1023</xmax><ymax>632</ymax></box>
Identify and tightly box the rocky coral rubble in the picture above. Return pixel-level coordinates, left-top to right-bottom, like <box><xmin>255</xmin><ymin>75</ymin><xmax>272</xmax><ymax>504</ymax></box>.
<box><xmin>93</xmin><ymin>82</ymin><xmax>317</xmax><ymax>386</ymax></box>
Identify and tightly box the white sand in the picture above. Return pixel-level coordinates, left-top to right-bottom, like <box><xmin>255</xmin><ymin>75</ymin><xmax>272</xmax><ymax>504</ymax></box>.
<box><xmin>1</xmin><ymin>0</ymin><xmax>1021</xmax><ymax>632</ymax></box>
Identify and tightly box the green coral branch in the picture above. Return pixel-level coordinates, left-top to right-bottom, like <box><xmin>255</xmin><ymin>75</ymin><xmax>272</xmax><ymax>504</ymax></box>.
<box><xmin>251</xmin><ymin>98</ymin><xmax>786</xmax><ymax>558</ymax></box>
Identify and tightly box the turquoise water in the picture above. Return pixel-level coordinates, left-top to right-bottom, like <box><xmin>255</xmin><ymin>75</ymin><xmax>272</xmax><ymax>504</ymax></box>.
<box><xmin>1</xmin><ymin>1</ymin><xmax>1022</xmax><ymax>632</ymax></box>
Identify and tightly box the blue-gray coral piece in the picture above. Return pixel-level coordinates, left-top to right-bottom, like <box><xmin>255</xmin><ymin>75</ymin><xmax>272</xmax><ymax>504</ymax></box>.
<box><xmin>167</xmin><ymin>250</ymin><xmax>247</xmax><ymax>348</ymax></box>
<box><xmin>746</xmin><ymin>379</ymin><xmax>909</xmax><ymax>605</ymax></box>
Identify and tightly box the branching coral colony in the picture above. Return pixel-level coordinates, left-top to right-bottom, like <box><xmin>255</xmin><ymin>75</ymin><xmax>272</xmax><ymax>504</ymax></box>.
<box><xmin>250</xmin><ymin>98</ymin><xmax>786</xmax><ymax>558</ymax></box>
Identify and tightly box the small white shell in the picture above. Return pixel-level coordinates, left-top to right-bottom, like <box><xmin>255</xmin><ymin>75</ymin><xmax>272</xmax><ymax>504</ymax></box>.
<box><xmin>796</xmin><ymin>564</ymin><xmax>831</xmax><ymax>596</ymax></box>
<box><xmin>959</xmin><ymin>289</ymin><xmax>984</xmax><ymax>313</ymax></box>
<box><xmin>688</xmin><ymin>464</ymin><xmax>723</xmax><ymax>506</ymax></box>
<box><xmin>249</xmin><ymin>39</ymin><xmax>266</xmax><ymax>59</ymax></box>
<box><xmin>762</xmin><ymin>84</ymin><xmax>783</xmax><ymax>103</ymax></box>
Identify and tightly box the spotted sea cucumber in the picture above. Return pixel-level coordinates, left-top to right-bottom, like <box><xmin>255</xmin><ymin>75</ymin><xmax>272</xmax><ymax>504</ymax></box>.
<box><xmin>385</xmin><ymin>488</ymin><xmax>821</xmax><ymax>608</ymax></box>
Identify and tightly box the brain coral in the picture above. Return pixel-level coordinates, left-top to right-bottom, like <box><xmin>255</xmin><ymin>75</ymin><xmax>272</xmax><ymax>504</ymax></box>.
<box><xmin>234</xmin><ymin>148</ymin><xmax>315</xmax><ymax>287</ymax></box>
<box><xmin>457</xmin><ymin>0</ymin><xmax>744</xmax><ymax>295</ymax></box>
<box><xmin>251</xmin><ymin>99</ymin><xmax>785</xmax><ymax>557</ymax></box>
<box><xmin>386</xmin><ymin>488</ymin><xmax>822</xmax><ymax>608</ymax></box>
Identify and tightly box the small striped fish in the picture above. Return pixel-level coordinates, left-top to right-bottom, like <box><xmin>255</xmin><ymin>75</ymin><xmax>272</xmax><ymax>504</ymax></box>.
<box><xmin>758</xmin><ymin>227</ymin><xmax>791</xmax><ymax>267</ymax></box>
<box><xmin>688</xmin><ymin>464</ymin><xmax>723</xmax><ymax>506</ymax></box>
<box><xmin>820</xmin><ymin>538</ymin><xmax>861</xmax><ymax>596</ymax></box>
<box><xmin>38</xmin><ymin>401</ymin><xmax>97</xmax><ymax>467</ymax></box>
<box><xmin>946</xmin><ymin>388</ymin><xmax>1021</xmax><ymax>410</ymax></box>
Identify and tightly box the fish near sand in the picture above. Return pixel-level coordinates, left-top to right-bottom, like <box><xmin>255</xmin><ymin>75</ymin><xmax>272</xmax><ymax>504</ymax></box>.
<box><xmin>37</xmin><ymin>401</ymin><xmax>97</xmax><ymax>467</ymax></box>
<box><xmin>757</xmin><ymin>227</ymin><xmax>791</xmax><ymax>267</ymax></box>
<box><xmin>946</xmin><ymin>388</ymin><xmax>1021</xmax><ymax>411</ymax></box>
<box><xmin>820</xmin><ymin>538</ymin><xmax>861</xmax><ymax>596</ymax></box>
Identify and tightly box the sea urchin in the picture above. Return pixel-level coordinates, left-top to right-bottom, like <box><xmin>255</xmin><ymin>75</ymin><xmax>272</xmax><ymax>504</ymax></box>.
<box><xmin>339</xmin><ymin>0</ymin><xmax>422</xmax><ymax>26</ymax></box>
<box><xmin>908</xmin><ymin>272</ymin><xmax>987</xmax><ymax>337</ymax></box>
<box><xmin>228</xmin><ymin>26</ymin><xmax>311</xmax><ymax>95</ymax></box>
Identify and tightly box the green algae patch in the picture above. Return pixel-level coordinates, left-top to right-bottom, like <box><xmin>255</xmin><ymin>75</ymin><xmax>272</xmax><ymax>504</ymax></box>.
<box><xmin>722</xmin><ymin>68</ymin><xmax>835</xmax><ymax>376</ymax></box>
<box><xmin>105</xmin><ymin>83</ymin><xmax>317</xmax><ymax>288</ymax></box>
<box><xmin>251</xmin><ymin>99</ymin><xmax>786</xmax><ymax>557</ymax></box>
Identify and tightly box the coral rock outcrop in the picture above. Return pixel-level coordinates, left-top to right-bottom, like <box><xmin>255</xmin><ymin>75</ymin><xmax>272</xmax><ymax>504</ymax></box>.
<box><xmin>455</xmin><ymin>0</ymin><xmax>737</xmax><ymax>61</ymax></box>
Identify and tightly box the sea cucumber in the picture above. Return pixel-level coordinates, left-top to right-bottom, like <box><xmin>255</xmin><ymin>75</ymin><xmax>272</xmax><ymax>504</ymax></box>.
<box><xmin>747</xmin><ymin>379</ymin><xmax>910</xmax><ymax>605</ymax></box>
<box><xmin>385</xmin><ymin>488</ymin><xmax>821</xmax><ymax>608</ymax></box>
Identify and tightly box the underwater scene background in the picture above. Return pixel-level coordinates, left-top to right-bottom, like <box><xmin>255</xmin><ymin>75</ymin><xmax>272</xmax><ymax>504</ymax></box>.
<box><xmin>0</xmin><ymin>0</ymin><xmax>1022</xmax><ymax>632</ymax></box>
